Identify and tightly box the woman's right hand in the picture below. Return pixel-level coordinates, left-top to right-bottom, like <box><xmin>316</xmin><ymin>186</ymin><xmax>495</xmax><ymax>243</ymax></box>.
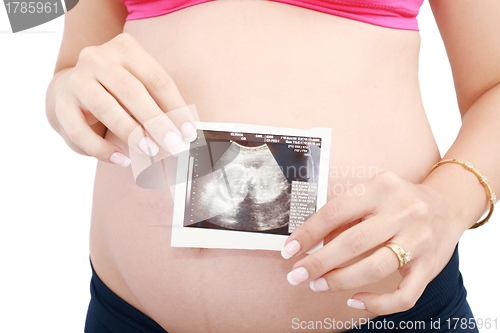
<box><xmin>53</xmin><ymin>33</ymin><xmax>197</xmax><ymax>166</ymax></box>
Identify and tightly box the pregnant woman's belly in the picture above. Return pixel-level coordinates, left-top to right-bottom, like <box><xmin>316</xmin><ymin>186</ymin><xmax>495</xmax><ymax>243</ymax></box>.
<box><xmin>89</xmin><ymin>1</ymin><xmax>440</xmax><ymax>332</ymax></box>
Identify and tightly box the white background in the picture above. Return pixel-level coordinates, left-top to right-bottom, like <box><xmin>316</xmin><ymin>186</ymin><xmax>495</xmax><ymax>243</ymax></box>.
<box><xmin>1</xmin><ymin>2</ymin><xmax>499</xmax><ymax>332</ymax></box>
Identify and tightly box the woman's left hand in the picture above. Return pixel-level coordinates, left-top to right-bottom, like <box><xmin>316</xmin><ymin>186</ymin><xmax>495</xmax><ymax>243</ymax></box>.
<box><xmin>281</xmin><ymin>171</ymin><xmax>467</xmax><ymax>315</ymax></box>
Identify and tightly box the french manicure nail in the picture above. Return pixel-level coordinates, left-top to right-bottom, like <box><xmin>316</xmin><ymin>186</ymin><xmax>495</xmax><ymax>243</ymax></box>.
<box><xmin>287</xmin><ymin>267</ymin><xmax>309</xmax><ymax>286</ymax></box>
<box><xmin>281</xmin><ymin>240</ymin><xmax>300</xmax><ymax>259</ymax></box>
<box><xmin>180</xmin><ymin>122</ymin><xmax>197</xmax><ymax>142</ymax></box>
<box><xmin>310</xmin><ymin>278</ymin><xmax>329</xmax><ymax>292</ymax></box>
<box><xmin>110</xmin><ymin>152</ymin><xmax>131</xmax><ymax>167</ymax></box>
<box><xmin>138</xmin><ymin>137</ymin><xmax>159</xmax><ymax>156</ymax></box>
<box><xmin>347</xmin><ymin>299</ymin><xmax>366</xmax><ymax>310</ymax></box>
<box><xmin>163</xmin><ymin>131</ymin><xmax>185</xmax><ymax>155</ymax></box>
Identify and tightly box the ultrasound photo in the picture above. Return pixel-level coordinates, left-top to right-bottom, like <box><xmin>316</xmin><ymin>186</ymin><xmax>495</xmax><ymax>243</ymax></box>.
<box><xmin>188</xmin><ymin>141</ymin><xmax>291</xmax><ymax>232</ymax></box>
<box><xmin>184</xmin><ymin>129</ymin><xmax>322</xmax><ymax>235</ymax></box>
<box><xmin>171</xmin><ymin>122</ymin><xmax>331</xmax><ymax>251</ymax></box>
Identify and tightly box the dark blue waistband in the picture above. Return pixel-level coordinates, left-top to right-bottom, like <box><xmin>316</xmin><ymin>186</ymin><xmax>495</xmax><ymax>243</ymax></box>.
<box><xmin>85</xmin><ymin>263</ymin><xmax>168</xmax><ymax>333</ymax></box>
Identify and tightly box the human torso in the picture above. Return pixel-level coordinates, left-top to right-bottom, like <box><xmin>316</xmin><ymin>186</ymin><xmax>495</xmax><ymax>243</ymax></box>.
<box><xmin>90</xmin><ymin>1</ymin><xmax>440</xmax><ymax>332</ymax></box>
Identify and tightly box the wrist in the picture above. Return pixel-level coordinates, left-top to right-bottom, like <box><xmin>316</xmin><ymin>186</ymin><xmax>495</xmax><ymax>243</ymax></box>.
<box><xmin>421</xmin><ymin>162</ymin><xmax>490</xmax><ymax>231</ymax></box>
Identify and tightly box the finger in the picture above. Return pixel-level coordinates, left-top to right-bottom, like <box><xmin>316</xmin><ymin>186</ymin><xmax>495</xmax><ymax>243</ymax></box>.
<box><xmin>289</xmin><ymin>216</ymin><xmax>397</xmax><ymax>282</ymax></box>
<box><xmin>77</xmin><ymin>80</ymin><xmax>159</xmax><ymax>156</ymax></box>
<box><xmin>94</xmin><ymin>64</ymin><xmax>189</xmax><ymax>154</ymax></box>
<box><xmin>122</xmin><ymin>41</ymin><xmax>198</xmax><ymax>142</ymax></box>
<box><xmin>282</xmin><ymin>182</ymin><xmax>380</xmax><ymax>258</ymax></box>
<box><xmin>93</xmin><ymin>63</ymin><xmax>164</xmax><ymax>124</ymax></box>
<box><xmin>57</xmin><ymin>99</ymin><xmax>131</xmax><ymax>166</ymax></box>
<box><xmin>309</xmin><ymin>245</ymin><xmax>400</xmax><ymax>293</ymax></box>
<box><xmin>347</xmin><ymin>262</ymin><xmax>428</xmax><ymax>315</ymax></box>
<box><xmin>105</xmin><ymin>34</ymin><xmax>197</xmax><ymax>141</ymax></box>
<box><xmin>104</xmin><ymin>34</ymin><xmax>187</xmax><ymax>112</ymax></box>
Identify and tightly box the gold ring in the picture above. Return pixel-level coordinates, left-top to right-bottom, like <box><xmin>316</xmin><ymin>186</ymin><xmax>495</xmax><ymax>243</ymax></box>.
<box><xmin>385</xmin><ymin>243</ymin><xmax>412</xmax><ymax>268</ymax></box>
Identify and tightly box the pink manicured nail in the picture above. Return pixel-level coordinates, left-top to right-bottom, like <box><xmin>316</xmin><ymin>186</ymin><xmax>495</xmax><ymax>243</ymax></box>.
<box><xmin>287</xmin><ymin>267</ymin><xmax>309</xmax><ymax>286</ymax></box>
<box><xmin>138</xmin><ymin>137</ymin><xmax>159</xmax><ymax>156</ymax></box>
<box><xmin>180</xmin><ymin>122</ymin><xmax>197</xmax><ymax>142</ymax></box>
<box><xmin>310</xmin><ymin>278</ymin><xmax>329</xmax><ymax>292</ymax></box>
<box><xmin>110</xmin><ymin>152</ymin><xmax>131</xmax><ymax>167</ymax></box>
<box><xmin>281</xmin><ymin>240</ymin><xmax>300</xmax><ymax>259</ymax></box>
<box><xmin>163</xmin><ymin>131</ymin><xmax>185</xmax><ymax>155</ymax></box>
<box><xmin>347</xmin><ymin>299</ymin><xmax>366</xmax><ymax>310</ymax></box>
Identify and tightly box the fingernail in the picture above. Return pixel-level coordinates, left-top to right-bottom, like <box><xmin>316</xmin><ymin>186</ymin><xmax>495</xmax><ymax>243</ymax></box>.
<box><xmin>310</xmin><ymin>278</ymin><xmax>329</xmax><ymax>292</ymax></box>
<box><xmin>138</xmin><ymin>137</ymin><xmax>159</xmax><ymax>156</ymax></box>
<box><xmin>281</xmin><ymin>240</ymin><xmax>300</xmax><ymax>259</ymax></box>
<box><xmin>347</xmin><ymin>299</ymin><xmax>366</xmax><ymax>310</ymax></box>
<box><xmin>163</xmin><ymin>131</ymin><xmax>185</xmax><ymax>155</ymax></box>
<box><xmin>180</xmin><ymin>122</ymin><xmax>197</xmax><ymax>142</ymax></box>
<box><xmin>110</xmin><ymin>152</ymin><xmax>131</xmax><ymax>167</ymax></box>
<box><xmin>287</xmin><ymin>267</ymin><xmax>309</xmax><ymax>286</ymax></box>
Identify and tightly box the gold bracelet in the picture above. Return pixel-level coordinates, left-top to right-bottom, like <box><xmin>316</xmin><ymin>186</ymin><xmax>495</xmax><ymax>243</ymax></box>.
<box><xmin>429</xmin><ymin>159</ymin><xmax>496</xmax><ymax>229</ymax></box>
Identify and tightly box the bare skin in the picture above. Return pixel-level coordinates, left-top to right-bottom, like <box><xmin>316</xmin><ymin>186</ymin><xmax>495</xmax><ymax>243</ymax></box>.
<box><xmin>46</xmin><ymin>0</ymin><xmax>500</xmax><ymax>332</ymax></box>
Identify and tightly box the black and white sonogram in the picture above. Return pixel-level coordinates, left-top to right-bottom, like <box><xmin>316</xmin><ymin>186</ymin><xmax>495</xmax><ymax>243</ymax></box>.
<box><xmin>183</xmin><ymin>130</ymin><xmax>322</xmax><ymax>235</ymax></box>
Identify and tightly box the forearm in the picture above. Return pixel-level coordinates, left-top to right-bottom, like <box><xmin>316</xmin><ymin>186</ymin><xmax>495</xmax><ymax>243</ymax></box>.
<box><xmin>422</xmin><ymin>83</ymin><xmax>500</xmax><ymax>231</ymax></box>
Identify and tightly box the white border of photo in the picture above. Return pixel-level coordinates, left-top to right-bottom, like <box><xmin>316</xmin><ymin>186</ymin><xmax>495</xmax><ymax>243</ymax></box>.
<box><xmin>171</xmin><ymin>122</ymin><xmax>332</xmax><ymax>252</ymax></box>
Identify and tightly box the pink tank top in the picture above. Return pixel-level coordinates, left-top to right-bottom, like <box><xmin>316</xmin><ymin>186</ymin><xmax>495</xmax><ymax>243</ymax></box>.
<box><xmin>121</xmin><ymin>0</ymin><xmax>424</xmax><ymax>31</ymax></box>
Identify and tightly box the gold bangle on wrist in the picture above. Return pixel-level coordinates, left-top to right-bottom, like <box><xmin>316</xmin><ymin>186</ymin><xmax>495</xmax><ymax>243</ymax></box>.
<box><xmin>429</xmin><ymin>159</ymin><xmax>496</xmax><ymax>229</ymax></box>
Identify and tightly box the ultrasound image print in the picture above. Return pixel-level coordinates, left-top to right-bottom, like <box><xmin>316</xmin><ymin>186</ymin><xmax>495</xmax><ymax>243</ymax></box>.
<box><xmin>186</xmin><ymin>142</ymin><xmax>291</xmax><ymax>232</ymax></box>
<box><xmin>172</xmin><ymin>124</ymin><xmax>328</xmax><ymax>250</ymax></box>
